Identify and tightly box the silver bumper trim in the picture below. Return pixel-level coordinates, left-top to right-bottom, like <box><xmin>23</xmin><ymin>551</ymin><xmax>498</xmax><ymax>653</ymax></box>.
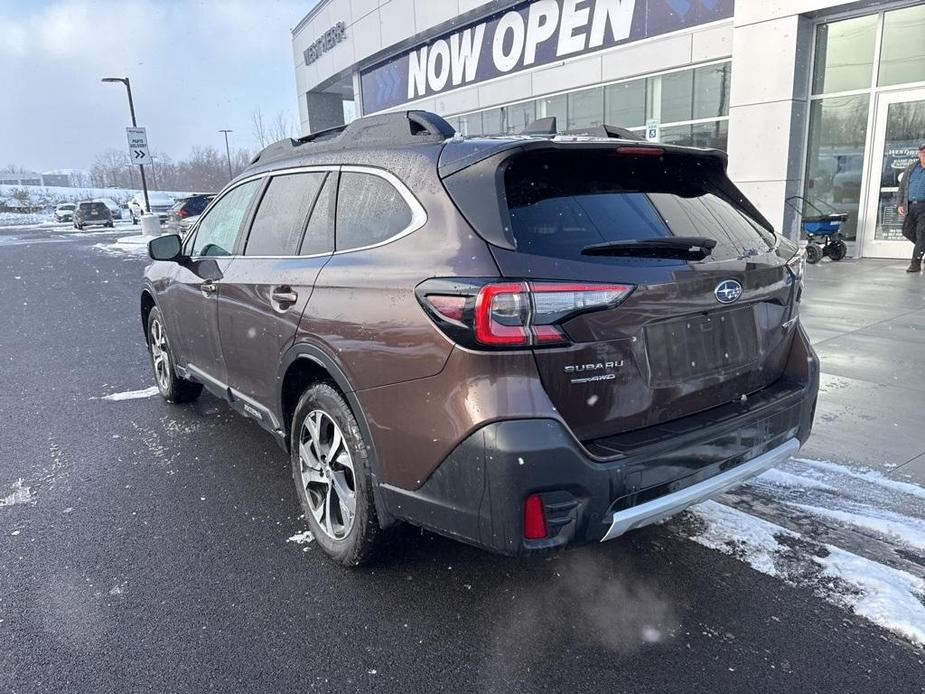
<box><xmin>600</xmin><ymin>438</ymin><xmax>800</xmax><ymax>542</ymax></box>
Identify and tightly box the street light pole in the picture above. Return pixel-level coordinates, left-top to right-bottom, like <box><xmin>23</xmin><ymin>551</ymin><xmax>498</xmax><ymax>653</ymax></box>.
<box><xmin>101</xmin><ymin>76</ymin><xmax>149</xmax><ymax>214</ymax></box>
<box><xmin>219</xmin><ymin>129</ymin><xmax>233</xmax><ymax>180</ymax></box>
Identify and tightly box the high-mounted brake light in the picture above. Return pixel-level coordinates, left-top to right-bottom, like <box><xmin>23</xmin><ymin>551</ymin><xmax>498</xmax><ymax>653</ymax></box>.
<box><xmin>420</xmin><ymin>279</ymin><xmax>634</xmax><ymax>349</ymax></box>
<box><xmin>614</xmin><ymin>146</ymin><xmax>664</xmax><ymax>157</ymax></box>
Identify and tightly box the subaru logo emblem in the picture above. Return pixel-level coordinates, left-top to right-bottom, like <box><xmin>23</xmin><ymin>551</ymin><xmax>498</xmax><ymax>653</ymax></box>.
<box><xmin>714</xmin><ymin>279</ymin><xmax>743</xmax><ymax>304</ymax></box>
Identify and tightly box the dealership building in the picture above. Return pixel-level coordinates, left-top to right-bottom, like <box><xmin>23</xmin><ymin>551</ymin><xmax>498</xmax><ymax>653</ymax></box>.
<box><xmin>292</xmin><ymin>0</ymin><xmax>925</xmax><ymax>259</ymax></box>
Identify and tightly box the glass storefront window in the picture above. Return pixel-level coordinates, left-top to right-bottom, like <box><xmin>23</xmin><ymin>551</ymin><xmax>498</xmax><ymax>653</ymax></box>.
<box><xmin>604</xmin><ymin>78</ymin><xmax>646</xmax><ymax>129</ymax></box>
<box><xmin>536</xmin><ymin>94</ymin><xmax>567</xmax><ymax>123</ymax></box>
<box><xmin>567</xmin><ymin>87</ymin><xmax>604</xmax><ymax>130</ymax></box>
<box><xmin>446</xmin><ymin>61</ymin><xmax>730</xmax><ymax>147</ymax></box>
<box><xmin>878</xmin><ymin>5</ymin><xmax>925</xmax><ymax>87</ymax></box>
<box><xmin>693</xmin><ymin>63</ymin><xmax>731</xmax><ymax>120</ymax></box>
<box><xmin>500</xmin><ymin>101</ymin><xmax>535</xmax><ymax>134</ymax></box>
<box><xmin>652</xmin><ymin>69</ymin><xmax>694</xmax><ymax>123</ymax></box>
<box><xmin>690</xmin><ymin>120</ymin><xmax>729</xmax><ymax>150</ymax></box>
<box><xmin>811</xmin><ymin>15</ymin><xmax>877</xmax><ymax>94</ymax></box>
<box><xmin>803</xmin><ymin>95</ymin><xmax>870</xmax><ymax>241</ymax></box>
<box><xmin>481</xmin><ymin>108</ymin><xmax>503</xmax><ymax>135</ymax></box>
<box><xmin>456</xmin><ymin>113</ymin><xmax>483</xmax><ymax>136</ymax></box>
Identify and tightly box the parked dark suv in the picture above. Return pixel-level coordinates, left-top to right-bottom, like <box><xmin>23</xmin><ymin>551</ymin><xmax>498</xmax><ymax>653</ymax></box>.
<box><xmin>74</xmin><ymin>200</ymin><xmax>113</xmax><ymax>229</ymax></box>
<box><xmin>141</xmin><ymin>111</ymin><xmax>818</xmax><ymax>565</ymax></box>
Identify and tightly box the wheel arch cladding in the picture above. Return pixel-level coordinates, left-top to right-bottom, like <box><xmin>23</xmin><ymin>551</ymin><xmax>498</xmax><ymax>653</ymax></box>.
<box><xmin>278</xmin><ymin>344</ymin><xmax>396</xmax><ymax>527</ymax></box>
<box><xmin>140</xmin><ymin>290</ymin><xmax>156</xmax><ymax>343</ymax></box>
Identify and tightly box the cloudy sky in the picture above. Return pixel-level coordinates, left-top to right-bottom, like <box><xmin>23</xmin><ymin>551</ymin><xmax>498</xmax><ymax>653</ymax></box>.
<box><xmin>0</xmin><ymin>0</ymin><xmax>316</xmax><ymax>172</ymax></box>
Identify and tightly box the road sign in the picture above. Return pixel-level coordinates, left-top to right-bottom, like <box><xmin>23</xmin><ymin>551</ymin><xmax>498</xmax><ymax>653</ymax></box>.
<box><xmin>645</xmin><ymin>119</ymin><xmax>661</xmax><ymax>143</ymax></box>
<box><xmin>126</xmin><ymin>127</ymin><xmax>150</xmax><ymax>165</ymax></box>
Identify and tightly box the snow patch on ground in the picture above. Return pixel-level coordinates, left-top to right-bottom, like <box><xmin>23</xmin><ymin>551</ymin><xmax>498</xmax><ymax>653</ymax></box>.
<box><xmin>790</xmin><ymin>503</ymin><xmax>925</xmax><ymax>552</ymax></box>
<box><xmin>0</xmin><ymin>479</ymin><xmax>33</xmax><ymax>508</ymax></box>
<box><xmin>93</xmin><ymin>234</ymin><xmax>149</xmax><ymax>257</ymax></box>
<box><xmin>99</xmin><ymin>386</ymin><xmax>159</xmax><ymax>401</ymax></box>
<box><xmin>679</xmin><ymin>455</ymin><xmax>925</xmax><ymax>647</ymax></box>
<box><xmin>686</xmin><ymin>500</ymin><xmax>795</xmax><ymax>577</ymax></box>
<box><xmin>287</xmin><ymin>530</ymin><xmax>314</xmax><ymax>545</ymax></box>
<box><xmin>793</xmin><ymin>457</ymin><xmax>925</xmax><ymax>501</ymax></box>
<box><xmin>815</xmin><ymin>545</ymin><xmax>925</xmax><ymax>646</ymax></box>
<box><xmin>683</xmin><ymin>500</ymin><xmax>925</xmax><ymax>646</ymax></box>
<box><xmin>756</xmin><ymin>466</ymin><xmax>837</xmax><ymax>492</ymax></box>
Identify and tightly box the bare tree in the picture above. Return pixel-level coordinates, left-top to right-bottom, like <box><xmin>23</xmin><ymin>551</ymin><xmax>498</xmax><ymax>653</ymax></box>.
<box><xmin>251</xmin><ymin>109</ymin><xmax>269</xmax><ymax>149</ymax></box>
<box><xmin>269</xmin><ymin>111</ymin><xmax>293</xmax><ymax>141</ymax></box>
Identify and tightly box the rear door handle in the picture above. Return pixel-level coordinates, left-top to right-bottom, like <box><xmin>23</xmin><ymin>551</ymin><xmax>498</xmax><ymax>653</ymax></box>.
<box><xmin>200</xmin><ymin>281</ymin><xmax>217</xmax><ymax>296</ymax></box>
<box><xmin>271</xmin><ymin>286</ymin><xmax>298</xmax><ymax>310</ymax></box>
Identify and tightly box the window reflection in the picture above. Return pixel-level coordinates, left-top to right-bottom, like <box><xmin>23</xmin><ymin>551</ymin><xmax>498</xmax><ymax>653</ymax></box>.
<box><xmin>879</xmin><ymin>5</ymin><xmax>925</xmax><ymax>87</ymax></box>
<box><xmin>802</xmin><ymin>95</ymin><xmax>870</xmax><ymax>241</ymax></box>
<box><xmin>811</xmin><ymin>15</ymin><xmax>877</xmax><ymax>94</ymax></box>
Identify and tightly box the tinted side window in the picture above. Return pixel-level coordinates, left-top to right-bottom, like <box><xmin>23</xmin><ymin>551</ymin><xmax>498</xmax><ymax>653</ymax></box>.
<box><xmin>245</xmin><ymin>173</ymin><xmax>325</xmax><ymax>256</ymax></box>
<box><xmin>191</xmin><ymin>180</ymin><xmax>260</xmax><ymax>257</ymax></box>
<box><xmin>301</xmin><ymin>172</ymin><xmax>335</xmax><ymax>256</ymax></box>
<box><xmin>336</xmin><ymin>172</ymin><xmax>413</xmax><ymax>251</ymax></box>
<box><xmin>186</xmin><ymin>196</ymin><xmax>213</xmax><ymax>215</ymax></box>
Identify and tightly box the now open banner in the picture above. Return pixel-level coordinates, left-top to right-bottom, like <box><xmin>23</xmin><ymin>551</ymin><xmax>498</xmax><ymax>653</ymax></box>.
<box><xmin>360</xmin><ymin>0</ymin><xmax>734</xmax><ymax>113</ymax></box>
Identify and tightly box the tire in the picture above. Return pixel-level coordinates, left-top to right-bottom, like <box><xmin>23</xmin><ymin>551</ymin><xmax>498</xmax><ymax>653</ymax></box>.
<box><xmin>146</xmin><ymin>306</ymin><xmax>202</xmax><ymax>403</ymax></box>
<box><xmin>291</xmin><ymin>383</ymin><xmax>381</xmax><ymax>566</ymax></box>
<box><xmin>106</xmin><ymin>221</ymin><xmax>114</xmax><ymax>228</ymax></box>
<box><xmin>805</xmin><ymin>243</ymin><xmax>822</xmax><ymax>264</ymax></box>
<box><xmin>829</xmin><ymin>239</ymin><xmax>847</xmax><ymax>261</ymax></box>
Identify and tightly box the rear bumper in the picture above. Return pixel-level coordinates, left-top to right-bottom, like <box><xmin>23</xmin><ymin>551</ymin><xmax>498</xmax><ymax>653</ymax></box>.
<box><xmin>379</xmin><ymin>324</ymin><xmax>818</xmax><ymax>556</ymax></box>
<box><xmin>600</xmin><ymin>438</ymin><xmax>798</xmax><ymax>541</ymax></box>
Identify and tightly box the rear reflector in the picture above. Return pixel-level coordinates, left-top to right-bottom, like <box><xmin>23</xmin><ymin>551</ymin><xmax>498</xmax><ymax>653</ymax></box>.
<box><xmin>426</xmin><ymin>294</ymin><xmax>466</xmax><ymax>322</ymax></box>
<box><xmin>523</xmin><ymin>494</ymin><xmax>548</xmax><ymax>540</ymax></box>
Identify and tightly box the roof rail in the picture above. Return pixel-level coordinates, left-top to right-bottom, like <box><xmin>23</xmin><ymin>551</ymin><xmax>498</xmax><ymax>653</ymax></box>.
<box><xmin>249</xmin><ymin>110</ymin><xmax>455</xmax><ymax>165</ymax></box>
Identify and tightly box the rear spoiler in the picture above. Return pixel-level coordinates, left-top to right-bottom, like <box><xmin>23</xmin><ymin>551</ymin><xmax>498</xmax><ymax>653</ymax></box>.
<box><xmin>440</xmin><ymin>141</ymin><xmax>775</xmax><ymax>250</ymax></box>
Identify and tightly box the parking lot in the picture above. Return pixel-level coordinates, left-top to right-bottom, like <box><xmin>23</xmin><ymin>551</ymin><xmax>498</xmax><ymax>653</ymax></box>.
<box><xmin>1</xmin><ymin>227</ymin><xmax>924</xmax><ymax>693</ymax></box>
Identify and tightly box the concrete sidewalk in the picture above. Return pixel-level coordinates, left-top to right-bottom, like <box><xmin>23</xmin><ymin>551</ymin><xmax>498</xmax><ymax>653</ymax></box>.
<box><xmin>800</xmin><ymin>257</ymin><xmax>925</xmax><ymax>483</ymax></box>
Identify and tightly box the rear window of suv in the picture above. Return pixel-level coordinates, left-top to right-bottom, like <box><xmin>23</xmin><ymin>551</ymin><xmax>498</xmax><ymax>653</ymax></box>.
<box><xmin>79</xmin><ymin>202</ymin><xmax>108</xmax><ymax>214</ymax></box>
<box><xmin>504</xmin><ymin>150</ymin><xmax>774</xmax><ymax>263</ymax></box>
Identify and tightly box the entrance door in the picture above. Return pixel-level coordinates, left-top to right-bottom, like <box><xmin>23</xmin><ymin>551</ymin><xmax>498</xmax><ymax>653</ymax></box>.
<box><xmin>861</xmin><ymin>89</ymin><xmax>925</xmax><ymax>258</ymax></box>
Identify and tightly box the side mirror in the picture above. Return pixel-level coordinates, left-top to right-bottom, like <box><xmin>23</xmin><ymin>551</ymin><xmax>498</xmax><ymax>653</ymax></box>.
<box><xmin>148</xmin><ymin>234</ymin><xmax>183</xmax><ymax>261</ymax></box>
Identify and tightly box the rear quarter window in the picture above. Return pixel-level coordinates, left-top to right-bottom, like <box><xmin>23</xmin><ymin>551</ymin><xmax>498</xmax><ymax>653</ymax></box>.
<box><xmin>335</xmin><ymin>172</ymin><xmax>413</xmax><ymax>251</ymax></box>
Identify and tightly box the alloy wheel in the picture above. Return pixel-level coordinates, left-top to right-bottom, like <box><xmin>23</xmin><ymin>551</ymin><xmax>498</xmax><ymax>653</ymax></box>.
<box><xmin>149</xmin><ymin>318</ymin><xmax>171</xmax><ymax>392</ymax></box>
<box><xmin>299</xmin><ymin>410</ymin><xmax>357</xmax><ymax>540</ymax></box>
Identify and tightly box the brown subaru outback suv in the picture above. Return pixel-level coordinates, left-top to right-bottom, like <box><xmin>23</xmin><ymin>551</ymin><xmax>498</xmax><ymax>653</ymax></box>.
<box><xmin>142</xmin><ymin>110</ymin><xmax>818</xmax><ymax>565</ymax></box>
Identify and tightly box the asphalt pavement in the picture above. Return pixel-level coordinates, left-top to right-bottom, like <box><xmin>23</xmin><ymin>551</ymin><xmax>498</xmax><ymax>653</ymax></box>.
<box><xmin>1</xmin><ymin>230</ymin><xmax>923</xmax><ymax>693</ymax></box>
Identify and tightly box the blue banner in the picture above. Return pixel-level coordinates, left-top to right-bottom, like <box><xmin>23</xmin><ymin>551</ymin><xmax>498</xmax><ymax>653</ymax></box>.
<box><xmin>360</xmin><ymin>0</ymin><xmax>734</xmax><ymax>112</ymax></box>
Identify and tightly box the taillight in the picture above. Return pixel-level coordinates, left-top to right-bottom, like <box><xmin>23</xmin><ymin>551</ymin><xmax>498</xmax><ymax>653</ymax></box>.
<box><xmin>473</xmin><ymin>282</ymin><xmax>531</xmax><ymax>346</ymax></box>
<box><xmin>177</xmin><ymin>208</ymin><xmax>189</xmax><ymax>218</ymax></box>
<box><xmin>418</xmin><ymin>279</ymin><xmax>634</xmax><ymax>350</ymax></box>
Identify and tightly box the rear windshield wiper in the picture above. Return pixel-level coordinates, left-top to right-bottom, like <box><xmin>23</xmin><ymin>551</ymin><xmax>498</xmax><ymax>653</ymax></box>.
<box><xmin>581</xmin><ymin>236</ymin><xmax>717</xmax><ymax>260</ymax></box>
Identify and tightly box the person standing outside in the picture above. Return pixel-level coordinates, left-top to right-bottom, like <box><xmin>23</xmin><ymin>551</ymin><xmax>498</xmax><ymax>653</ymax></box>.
<box><xmin>897</xmin><ymin>144</ymin><xmax>925</xmax><ymax>272</ymax></box>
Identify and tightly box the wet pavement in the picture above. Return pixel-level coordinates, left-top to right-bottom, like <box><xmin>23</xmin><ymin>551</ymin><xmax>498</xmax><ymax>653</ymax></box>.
<box><xmin>0</xmin><ymin>236</ymin><xmax>923</xmax><ymax>693</ymax></box>
<box><xmin>799</xmin><ymin>257</ymin><xmax>925</xmax><ymax>484</ymax></box>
